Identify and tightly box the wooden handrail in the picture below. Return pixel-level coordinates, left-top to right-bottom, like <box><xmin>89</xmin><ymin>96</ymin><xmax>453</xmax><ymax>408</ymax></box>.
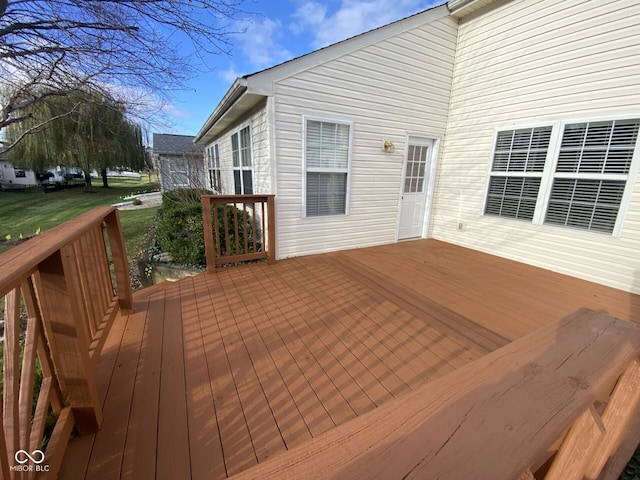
<box><xmin>227</xmin><ymin>309</ymin><xmax>640</xmax><ymax>480</ymax></box>
<box><xmin>0</xmin><ymin>206</ymin><xmax>132</xmax><ymax>479</ymax></box>
<box><xmin>201</xmin><ymin>194</ymin><xmax>276</xmax><ymax>273</ymax></box>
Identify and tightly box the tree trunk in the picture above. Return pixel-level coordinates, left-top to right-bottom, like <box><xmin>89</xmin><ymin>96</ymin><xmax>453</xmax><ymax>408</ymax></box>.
<box><xmin>101</xmin><ymin>168</ymin><xmax>109</xmax><ymax>188</ymax></box>
<box><xmin>84</xmin><ymin>170</ymin><xmax>93</xmax><ymax>193</ymax></box>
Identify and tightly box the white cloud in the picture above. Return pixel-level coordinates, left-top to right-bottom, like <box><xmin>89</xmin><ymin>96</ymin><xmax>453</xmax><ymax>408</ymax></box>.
<box><xmin>289</xmin><ymin>2</ymin><xmax>328</xmax><ymax>35</ymax></box>
<box><xmin>220</xmin><ymin>63</ymin><xmax>242</xmax><ymax>83</ymax></box>
<box><xmin>291</xmin><ymin>0</ymin><xmax>438</xmax><ymax>48</ymax></box>
<box><xmin>233</xmin><ymin>16</ymin><xmax>294</xmax><ymax>71</ymax></box>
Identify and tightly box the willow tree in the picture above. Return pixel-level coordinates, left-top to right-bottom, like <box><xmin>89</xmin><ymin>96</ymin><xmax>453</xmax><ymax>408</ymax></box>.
<box><xmin>0</xmin><ymin>0</ymin><xmax>249</xmax><ymax>153</ymax></box>
<box><xmin>6</xmin><ymin>90</ymin><xmax>146</xmax><ymax>190</ymax></box>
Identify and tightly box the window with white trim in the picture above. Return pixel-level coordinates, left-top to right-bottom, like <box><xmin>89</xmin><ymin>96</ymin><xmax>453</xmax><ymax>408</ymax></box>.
<box><xmin>484</xmin><ymin>118</ymin><xmax>640</xmax><ymax>234</ymax></box>
<box><xmin>485</xmin><ymin>126</ymin><xmax>551</xmax><ymax>221</ymax></box>
<box><xmin>544</xmin><ymin>120</ymin><xmax>638</xmax><ymax>233</ymax></box>
<box><xmin>304</xmin><ymin>118</ymin><xmax>351</xmax><ymax>217</ymax></box>
<box><xmin>207</xmin><ymin>143</ymin><xmax>221</xmax><ymax>192</ymax></box>
<box><xmin>232</xmin><ymin>126</ymin><xmax>252</xmax><ymax>194</ymax></box>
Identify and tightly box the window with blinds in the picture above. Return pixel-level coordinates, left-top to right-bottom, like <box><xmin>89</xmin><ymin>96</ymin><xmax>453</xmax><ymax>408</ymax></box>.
<box><xmin>305</xmin><ymin>119</ymin><xmax>351</xmax><ymax>217</ymax></box>
<box><xmin>231</xmin><ymin>126</ymin><xmax>252</xmax><ymax>194</ymax></box>
<box><xmin>484</xmin><ymin>126</ymin><xmax>552</xmax><ymax>221</ymax></box>
<box><xmin>483</xmin><ymin>118</ymin><xmax>639</xmax><ymax>235</ymax></box>
<box><xmin>207</xmin><ymin>143</ymin><xmax>221</xmax><ymax>192</ymax></box>
<box><xmin>544</xmin><ymin>119</ymin><xmax>639</xmax><ymax>233</ymax></box>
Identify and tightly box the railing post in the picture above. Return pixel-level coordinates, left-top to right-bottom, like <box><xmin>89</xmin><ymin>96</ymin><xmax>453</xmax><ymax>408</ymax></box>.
<box><xmin>267</xmin><ymin>195</ymin><xmax>276</xmax><ymax>265</ymax></box>
<box><xmin>104</xmin><ymin>210</ymin><xmax>133</xmax><ymax>313</ymax></box>
<box><xmin>201</xmin><ymin>196</ymin><xmax>217</xmax><ymax>273</ymax></box>
<box><xmin>37</xmin><ymin>249</ymin><xmax>103</xmax><ymax>434</ymax></box>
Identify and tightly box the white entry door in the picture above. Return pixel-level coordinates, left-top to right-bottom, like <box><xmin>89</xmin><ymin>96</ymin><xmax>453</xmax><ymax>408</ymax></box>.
<box><xmin>398</xmin><ymin>139</ymin><xmax>433</xmax><ymax>240</ymax></box>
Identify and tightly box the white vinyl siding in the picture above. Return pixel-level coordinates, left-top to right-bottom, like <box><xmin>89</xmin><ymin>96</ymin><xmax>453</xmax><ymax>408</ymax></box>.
<box><xmin>435</xmin><ymin>0</ymin><xmax>640</xmax><ymax>293</ymax></box>
<box><xmin>304</xmin><ymin>119</ymin><xmax>352</xmax><ymax>217</ymax></box>
<box><xmin>271</xmin><ymin>11</ymin><xmax>457</xmax><ymax>257</ymax></box>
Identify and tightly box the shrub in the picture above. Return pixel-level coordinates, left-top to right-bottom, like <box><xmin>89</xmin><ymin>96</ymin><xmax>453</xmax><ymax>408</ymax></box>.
<box><xmin>155</xmin><ymin>198</ymin><xmax>205</xmax><ymax>266</ymax></box>
<box><xmin>155</xmin><ymin>188</ymin><xmax>260</xmax><ymax>267</ymax></box>
<box><xmin>162</xmin><ymin>188</ymin><xmax>210</xmax><ymax>205</ymax></box>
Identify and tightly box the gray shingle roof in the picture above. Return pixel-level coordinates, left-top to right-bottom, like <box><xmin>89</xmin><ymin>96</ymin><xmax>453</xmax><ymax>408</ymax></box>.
<box><xmin>152</xmin><ymin>133</ymin><xmax>203</xmax><ymax>155</ymax></box>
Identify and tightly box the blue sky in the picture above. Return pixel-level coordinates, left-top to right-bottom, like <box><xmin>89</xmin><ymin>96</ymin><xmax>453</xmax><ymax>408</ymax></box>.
<box><xmin>161</xmin><ymin>0</ymin><xmax>443</xmax><ymax>137</ymax></box>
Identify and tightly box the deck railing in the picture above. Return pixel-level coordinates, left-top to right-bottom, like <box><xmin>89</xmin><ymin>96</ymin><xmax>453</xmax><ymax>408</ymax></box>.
<box><xmin>228</xmin><ymin>309</ymin><xmax>640</xmax><ymax>480</ymax></box>
<box><xmin>201</xmin><ymin>194</ymin><xmax>276</xmax><ymax>273</ymax></box>
<box><xmin>0</xmin><ymin>206</ymin><xmax>131</xmax><ymax>479</ymax></box>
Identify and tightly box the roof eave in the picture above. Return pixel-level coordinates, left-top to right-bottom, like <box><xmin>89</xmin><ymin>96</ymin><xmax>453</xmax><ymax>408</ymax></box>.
<box><xmin>448</xmin><ymin>0</ymin><xmax>499</xmax><ymax>18</ymax></box>
<box><xmin>194</xmin><ymin>78</ymin><xmax>249</xmax><ymax>144</ymax></box>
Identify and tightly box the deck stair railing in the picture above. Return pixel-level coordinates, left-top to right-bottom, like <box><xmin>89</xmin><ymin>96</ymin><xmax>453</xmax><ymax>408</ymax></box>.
<box><xmin>201</xmin><ymin>194</ymin><xmax>276</xmax><ymax>273</ymax></box>
<box><xmin>227</xmin><ymin>309</ymin><xmax>640</xmax><ymax>480</ymax></box>
<box><xmin>0</xmin><ymin>206</ymin><xmax>132</xmax><ymax>479</ymax></box>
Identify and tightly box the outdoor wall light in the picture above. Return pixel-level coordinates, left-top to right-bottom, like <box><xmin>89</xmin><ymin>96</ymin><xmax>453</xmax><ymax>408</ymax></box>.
<box><xmin>383</xmin><ymin>140</ymin><xmax>394</xmax><ymax>153</ymax></box>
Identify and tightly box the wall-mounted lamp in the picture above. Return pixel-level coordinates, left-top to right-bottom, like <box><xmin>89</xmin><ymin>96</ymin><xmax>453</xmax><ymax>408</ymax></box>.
<box><xmin>383</xmin><ymin>140</ymin><xmax>394</xmax><ymax>153</ymax></box>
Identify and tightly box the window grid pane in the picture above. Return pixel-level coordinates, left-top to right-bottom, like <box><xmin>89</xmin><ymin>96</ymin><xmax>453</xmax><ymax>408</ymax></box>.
<box><xmin>557</xmin><ymin>120</ymin><xmax>639</xmax><ymax>174</ymax></box>
<box><xmin>545</xmin><ymin>179</ymin><xmax>626</xmax><ymax>233</ymax></box>
<box><xmin>492</xmin><ymin>127</ymin><xmax>551</xmax><ymax>173</ymax></box>
<box><xmin>231</xmin><ymin>133</ymin><xmax>239</xmax><ymax>167</ymax></box>
<box><xmin>547</xmin><ymin>119</ymin><xmax>639</xmax><ymax>233</ymax></box>
<box><xmin>306</xmin><ymin>172</ymin><xmax>347</xmax><ymax>217</ymax></box>
<box><xmin>485</xmin><ymin>177</ymin><xmax>541</xmax><ymax>221</ymax></box>
<box><xmin>306</xmin><ymin>120</ymin><xmax>350</xmax><ymax>169</ymax></box>
<box><xmin>240</xmin><ymin>126</ymin><xmax>252</xmax><ymax>167</ymax></box>
<box><xmin>404</xmin><ymin>145</ymin><xmax>428</xmax><ymax>193</ymax></box>
<box><xmin>232</xmin><ymin>127</ymin><xmax>253</xmax><ymax>193</ymax></box>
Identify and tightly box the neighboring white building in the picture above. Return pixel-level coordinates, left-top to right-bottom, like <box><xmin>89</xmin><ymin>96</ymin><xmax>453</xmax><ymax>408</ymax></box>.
<box><xmin>0</xmin><ymin>159</ymin><xmax>38</xmax><ymax>189</ymax></box>
<box><xmin>195</xmin><ymin>0</ymin><xmax>640</xmax><ymax>294</ymax></box>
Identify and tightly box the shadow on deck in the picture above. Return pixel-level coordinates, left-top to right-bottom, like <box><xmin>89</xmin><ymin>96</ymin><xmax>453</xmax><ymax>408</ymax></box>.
<box><xmin>60</xmin><ymin>239</ymin><xmax>640</xmax><ymax>479</ymax></box>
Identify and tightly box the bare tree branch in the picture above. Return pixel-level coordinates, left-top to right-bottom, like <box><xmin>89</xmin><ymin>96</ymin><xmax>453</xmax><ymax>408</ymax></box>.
<box><xmin>0</xmin><ymin>0</ymin><xmax>253</xmax><ymax>149</ymax></box>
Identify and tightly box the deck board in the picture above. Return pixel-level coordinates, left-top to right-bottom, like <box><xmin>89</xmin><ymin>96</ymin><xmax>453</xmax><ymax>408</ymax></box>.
<box><xmin>60</xmin><ymin>239</ymin><xmax>639</xmax><ymax>479</ymax></box>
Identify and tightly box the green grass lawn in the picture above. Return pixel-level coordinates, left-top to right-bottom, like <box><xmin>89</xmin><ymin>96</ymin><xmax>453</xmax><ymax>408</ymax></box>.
<box><xmin>119</xmin><ymin>207</ymin><xmax>160</xmax><ymax>258</ymax></box>
<box><xmin>0</xmin><ymin>176</ymin><xmax>159</xmax><ymax>256</ymax></box>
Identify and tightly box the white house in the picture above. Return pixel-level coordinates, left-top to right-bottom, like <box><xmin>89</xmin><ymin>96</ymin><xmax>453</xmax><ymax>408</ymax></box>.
<box><xmin>195</xmin><ymin>0</ymin><xmax>640</xmax><ymax>295</ymax></box>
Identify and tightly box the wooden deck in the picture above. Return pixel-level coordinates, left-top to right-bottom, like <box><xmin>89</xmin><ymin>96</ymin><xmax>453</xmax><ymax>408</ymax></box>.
<box><xmin>59</xmin><ymin>239</ymin><xmax>640</xmax><ymax>479</ymax></box>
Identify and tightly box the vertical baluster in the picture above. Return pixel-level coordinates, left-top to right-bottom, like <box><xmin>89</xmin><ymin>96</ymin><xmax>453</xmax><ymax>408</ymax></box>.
<box><xmin>103</xmin><ymin>210</ymin><xmax>132</xmax><ymax>313</ymax></box>
<box><xmin>0</xmin><ymin>404</ymin><xmax>11</xmax><ymax>480</ymax></box>
<box><xmin>583</xmin><ymin>358</ymin><xmax>640</xmax><ymax>477</ymax></box>
<box><xmin>260</xmin><ymin>201</ymin><xmax>266</xmax><ymax>254</ymax></box>
<box><xmin>18</xmin><ymin>280</ymin><xmax>39</xmax><ymax>453</ymax></box>
<box><xmin>267</xmin><ymin>195</ymin><xmax>276</xmax><ymax>264</ymax></box>
<box><xmin>3</xmin><ymin>287</ymin><xmax>21</xmax><ymax>465</ymax></box>
<box><xmin>233</xmin><ymin>202</ymin><xmax>240</xmax><ymax>256</ymax></box>
<box><xmin>201</xmin><ymin>196</ymin><xmax>216</xmax><ymax>273</ymax></box>
<box><xmin>243</xmin><ymin>203</ymin><xmax>249</xmax><ymax>254</ymax></box>
<box><xmin>222</xmin><ymin>202</ymin><xmax>230</xmax><ymax>258</ymax></box>
<box><xmin>252</xmin><ymin>201</ymin><xmax>259</xmax><ymax>253</ymax></box>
